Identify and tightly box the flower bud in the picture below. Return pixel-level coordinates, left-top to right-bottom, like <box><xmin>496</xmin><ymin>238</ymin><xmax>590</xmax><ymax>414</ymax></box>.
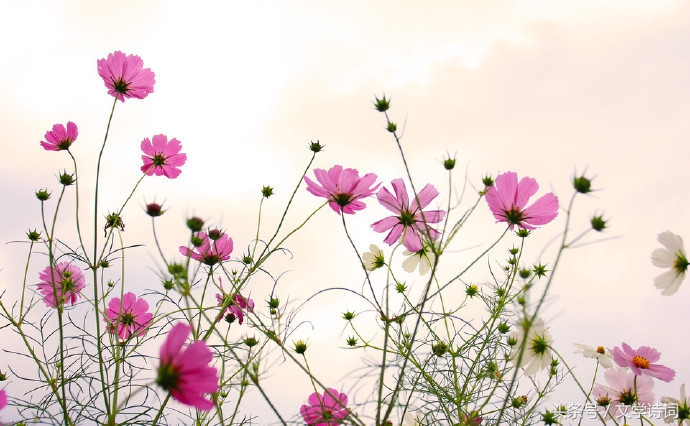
<box><xmin>186</xmin><ymin>217</ymin><xmax>204</xmax><ymax>232</ymax></box>
<box><xmin>591</xmin><ymin>215</ymin><xmax>607</xmax><ymax>232</ymax></box>
<box><xmin>482</xmin><ymin>175</ymin><xmax>494</xmax><ymax>187</ymax></box>
<box><xmin>386</xmin><ymin>122</ymin><xmax>397</xmax><ymax>133</ymax></box>
<box><xmin>443</xmin><ymin>156</ymin><xmax>456</xmax><ymax>170</ymax></box>
<box><xmin>261</xmin><ymin>185</ymin><xmax>274</xmax><ymax>198</ymax></box>
<box><xmin>373</xmin><ymin>95</ymin><xmax>390</xmax><ymax>112</ymax></box>
<box><xmin>36</xmin><ymin>189</ymin><xmax>51</xmax><ymax>201</ymax></box>
<box><xmin>343</xmin><ymin>311</ymin><xmax>355</xmax><ymax>321</ymax></box>
<box><xmin>573</xmin><ymin>175</ymin><xmax>593</xmax><ymax>194</ymax></box>
<box><xmin>431</xmin><ymin>341</ymin><xmax>448</xmax><ymax>357</ymax></box>
<box><xmin>347</xmin><ymin>336</ymin><xmax>357</xmax><ymax>346</ymax></box>
<box><xmin>244</xmin><ymin>336</ymin><xmax>258</xmax><ymax>347</ymax></box>
<box><xmin>59</xmin><ymin>171</ymin><xmax>75</xmax><ymax>186</ymax></box>
<box><xmin>207</xmin><ymin>229</ymin><xmax>222</xmax><ymax>240</ymax></box>
<box><xmin>308</xmin><ymin>140</ymin><xmax>324</xmax><ymax>153</ymax></box>
<box><xmin>27</xmin><ymin>229</ymin><xmax>41</xmax><ymax>241</ymax></box>
<box><xmin>145</xmin><ymin>202</ymin><xmax>164</xmax><ymax>217</ymax></box>
<box><xmin>293</xmin><ymin>340</ymin><xmax>308</xmax><ymax>354</ymax></box>
<box><xmin>465</xmin><ymin>284</ymin><xmax>478</xmax><ymax>297</ymax></box>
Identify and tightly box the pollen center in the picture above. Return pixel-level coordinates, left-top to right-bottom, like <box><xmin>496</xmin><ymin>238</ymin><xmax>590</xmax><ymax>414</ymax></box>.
<box><xmin>632</xmin><ymin>355</ymin><xmax>650</xmax><ymax>369</ymax></box>
<box><xmin>596</xmin><ymin>346</ymin><xmax>605</xmax><ymax>354</ymax></box>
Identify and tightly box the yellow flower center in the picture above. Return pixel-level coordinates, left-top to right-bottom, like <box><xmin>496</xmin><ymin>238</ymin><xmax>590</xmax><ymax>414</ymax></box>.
<box><xmin>596</xmin><ymin>346</ymin><xmax>605</xmax><ymax>354</ymax></box>
<box><xmin>632</xmin><ymin>355</ymin><xmax>650</xmax><ymax>369</ymax></box>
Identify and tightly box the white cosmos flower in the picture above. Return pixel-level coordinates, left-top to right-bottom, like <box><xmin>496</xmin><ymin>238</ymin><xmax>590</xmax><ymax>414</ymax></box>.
<box><xmin>660</xmin><ymin>383</ymin><xmax>690</xmax><ymax>424</ymax></box>
<box><xmin>573</xmin><ymin>343</ymin><xmax>614</xmax><ymax>368</ymax></box>
<box><xmin>651</xmin><ymin>230</ymin><xmax>689</xmax><ymax>295</ymax></box>
<box><xmin>401</xmin><ymin>410</ymin><xmax>426</xmax><ymax>426</ymax></box>
<box><xmin>401</xmin><ymin>248</ymin><xmax>435</xmax><ymax>275</ymax></box>
<box><xmin>509</xmin><ymin>316</ymin><xmax>553</xmax><ymax>376</ymax></box>
<box><xmin>363</xmin><ymin>244</ymin><xmax>385</xmax><ymax>271</ymax></box>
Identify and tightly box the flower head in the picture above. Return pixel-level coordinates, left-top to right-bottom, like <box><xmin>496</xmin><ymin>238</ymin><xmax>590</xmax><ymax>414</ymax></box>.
<box><xmin>362</xmin><ymin>244</ymin><xmax>385</xmax><ymax>271</ymax></box>
<box><xmin>573</xmin><ymin>343</ymin><xmax>614</xmax><ymax>369</ymax></box>
<box><xmin>401</xmin><ymin>246</ymin><xmax>436</xmax><ymax>275</ymax></box>
<box><xmin>610</xmin><ymin>342</ymin><xmax>675</xmax><ymax>382</ymax></box>
<box><xmin>661</xmin><ymin>383</ymin><xmax>690</xmax><ymax>424</ymax></box>
<box><xmin>156</xmin><ymin>322</ymin><xmax>218</xmax><ymax>411</ymax></box>
<box><xmin>593</xmin><ymin>367</ymin><xmax>655</xmax><ymax>421</ymax></box>
<box><xmin>0</xmin><ymin>389</ymin><xmax>6</xmax><ymax>410</ymax></box>
<box><xmin>141</xmin><ymin>134</ymin><xmax>187</xmax><ymax>179</ymax></box>
<box><xmin>180</xmin><ymin>232</ymin><xmax>233</xmax><ymax>266</ymax></box>
<box><xmin>40</xmin><ymin>122</ymin><xmax>78</xmax><ymax>151</ymax></box>
<box><xmin>371</xmin><ymin>178</ymin><xmax>446</xmax><ymax>252</ymax></box>
<box><xmin>304</xmin><ymin>165</ymin><xmax>380</xmax><ymax>215</ymax></box>
<box><xmin>105</xmin><ymin>292</ymin><xmax>153</xmax><ymax>340</ymax></box>
<box><xmin>652</xmin><ymin>230</ymin><xmax>688</xmax><ymax>295</ymax></box>
<box><xmin>216</xmin><ymin>291</ymin><xmax>254</xmax><ymax>325</ymax></box>
<box><xmin>300</xmin><ymin>388</ymin><xmax>349</xmax><ymax>426</ymax></box>
<box><xmin>485</xmin><ymin>172</ymin><xmax>558</xmax><ymax>230</ymax></box>
<box><xmin>36</xmin><ymin>262</ymin><xmax>86</xmax><ymax>308</ymax></box>
<box><xmin>97</xmin><ymin>51</ymin><xmax>155</xmax><ymax>102</ymax></box>
<box><xmin>508</xmin><ymin>317</ymin><xmax>553</xmax><ymax>376</ymax></box>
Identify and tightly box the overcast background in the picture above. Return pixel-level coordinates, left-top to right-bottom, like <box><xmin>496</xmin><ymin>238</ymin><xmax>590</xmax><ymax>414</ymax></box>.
<box><xmin>1</xmin><ymin>1</ymin><xmax>690</xmax><ymax>424</ymax></box>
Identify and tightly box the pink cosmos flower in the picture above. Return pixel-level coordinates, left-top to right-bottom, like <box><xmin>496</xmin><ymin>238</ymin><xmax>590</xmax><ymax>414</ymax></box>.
<box><xmin>140</xmin><ymin>134</ymin><xmax>187</xmax><ymax>179</ymax></box>
<box><xmin>0</xmin><ymin>389</ymin><xmax>6</xmax><ymax>410</ymax></box>
<box><xmin>179</xmin><ymin>232</ymin><xmax>233</xmax><ymax>266</ymax></box>
<box><xmin>592</xmin><ymin>367</ymin><xmax>655</xmax><ymax>421</ymax></box>
<box><xmin>156</xmin><ymin>322</ymin><xmax>218</xmax><ymax>411</ymax></box>
<box><xmin>215</xmin><ymin>292</ymin><xmax>254</xmax><ymax>325</ymax></box>
<box><xmin>371</xmin><ymin>178</ymin><xmax>445</xmax><ymax>252</ymax></box>
<box><xmin>485</xmin><ymin>172</ymin><xmax>558</xmax><ymax>230</ymax></box>
<box><xmin>104</xmin><ymin>292</ymin><xmax>154</xmax><ymax>340</ymax></box>
<box><xmin>97</xmin><ymin>51</ymin><xmax>155</xmax><ymax>102</ymax></box>
<box><xmin>304</xmin><ymin>165</ymin><xmax>380</xmax><ymax>215</ymax></box>
<box><xmin>300</xmin><ymin>388</ymin><xmax>349</xmax><ymax>426</ymax></box>
<box><xmin>40</xmin><ymin>122</ymin><xmax>78</xmax><ymax>151</ymax></box>
<box><xmin>36</xmin><ymin>262</ymin><xmax>86</xmax><ymax>308</ymax></box>
<box><xmin>610</xmin><ymin>342</ymin><xmax>676</xmax><ymax>382</ymax></box>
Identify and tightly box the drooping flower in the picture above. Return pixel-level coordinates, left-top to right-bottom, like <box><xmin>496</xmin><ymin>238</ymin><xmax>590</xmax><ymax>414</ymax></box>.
<box><xmin>573</xmin><ymin>343</ymin><xmax>614</xmax><ymax>369</ymax></box>
<box><xmin>40</xmin><ymin>122</ymin><xmax>78</xmax><ymax>151</ymax></box>
<box><xmin>104</xmin><ymin>292</ymin><xmax>153</xmax><ymax>340</ymax></box>
<box><xmin>508</xmin><ymin>317</ymin><xmax>553</xmax><ymax>376</ymax></box>
<box><xmin>300</xmin><ymin>388</ymin><xmax>349</xmax><ymax>426</ymax></box>
<box><xmin>155</xmin><ymin>322</ymin><xmax>218</xmax><ymax>411</ymax></box>
<box><xmin>362</xmin><ymin>244</ymin><xmax>385</xmax><ymax>271</ymax></box>
<box><xmin>179</xmin><ymin>232</ymin><xmax>233</xmax><ymax>266</ymax></box>
<box><xmin>610</xmin><ymin>342</ymin><xmax>675</xmax><ymax>382</ymax></box>
<box><xmin>97</xmin><ymin>51</ymin><xmax>155</xmax><ymax>102</ymax></box>
<box><xmin>592</xmin><ymin>367</ymin><xmax>655</xmax><ymax>421</ymax></box>
<box><xmin>140</xmin><ymin>134</ymin><xmax>187</xmax><ymax>179</ymax></box>
<box><xmin>401</xmin><ymin>245</ymin><xmax>436</xmax><ymax>275</ymax></box>
<box><xmin>652</xmin><ymin>230</ymin><xmax>689</xmax><ymax>295</ymax></box>
<box><xmin>36</xmin><ymin>262</ymin><xmax>86</xmax><ymax>308</ymax></box>
<box><xmin>484</xmin><ymin>172</ymin><xmax>558</xmax><ymax>230</ymax></box>
<box><xmin>304</xmin><ymin>165</ymin><xmax>380</xmax><ymax>215</ymax></box>
<box><xmin>371</xmin><ymin>178</ymin><xmax>445</xmax><ymax>252</ymax></box>
<box><xmin>661</xmin><ymin>383</ymin><xmax>690</xmax><ymax>424</ymax></box>
<box><xmin>215</xmin><ymin>290</ymin><xmax>255</xmax><ymax>325</ymax></box>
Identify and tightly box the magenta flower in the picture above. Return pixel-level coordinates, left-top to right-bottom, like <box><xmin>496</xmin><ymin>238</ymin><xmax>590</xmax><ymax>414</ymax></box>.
<box><xmin>592</xmin><ymin>367</ymin><xmax>655</xmax><ymax>420</ymax></box>
<box><xmin>300</xmin><ymin>388</ymin><xmax>349</xmax><ymax>426</ymax></box>
<box><xmin>485</xmin><ymin>172</ymin><xmax>558</xmax><ymax>230</ymax></box>
<box><xmin>610</xmin><ymin>342</ymin><xmax>676</xmax><ymax>382</ymax></box>
<box><xmin>97</xmin><ymin>51</ymin><xmax>155</xmax><ymax>102</ymax></box>
<box><xmin>179</xmin><ymin>232</ymin><xmax>233</xmax><ymax>266</ymax></box>
<box><xmin>371</xmin><ymin>178</ymin><xmax>445</xmax><ymax>252</ymax></box>
<box><xmin>36</xmin><ymin>262</ymin><xmax>86</xmax><ymax>308</ymax></box>
<box><xmin>104</xmin><ymin>292</ymin><xmax>154</xmax><ymax>340</ymax></box>
<box><xmin>156</xmin><ymin>322</ymin><xmax>218</xmax><ymax>411</ymax></box>
<box><xmin>304</xmin><ymin>165</ymin><xmax>380</xmax><ymax>215</ymax></box>
<box><xmin>215</xmin><ymin>292</ymin><xmax>254</xmax><ymax>324</ymax></box>
<box><xmin>0</xmin><ymin>389</ymin><xmax>6</xmax><ymax>410</ymax></box>
<box><xmin>40</xmin><ymin>122</ymin><xmax>78</xmax><ymax>151</ymax></box>
<box><xmin>140</xmin><ymin>134</ymin><xmax>187</xmax><ymax>179</ymax></box>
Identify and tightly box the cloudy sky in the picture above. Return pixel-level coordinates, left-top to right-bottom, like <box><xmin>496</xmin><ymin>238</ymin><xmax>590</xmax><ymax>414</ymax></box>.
<box><xmin>1</xmin><ymin>1</ymin><xmax>690</xmax><ymax>423</ymax></box>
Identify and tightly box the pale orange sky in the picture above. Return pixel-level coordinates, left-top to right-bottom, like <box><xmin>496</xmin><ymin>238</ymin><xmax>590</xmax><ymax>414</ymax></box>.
<box><xmin>1</xmin><ymin>1</ymin><xmax>690</xmax><ymax>423</ymax></box>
